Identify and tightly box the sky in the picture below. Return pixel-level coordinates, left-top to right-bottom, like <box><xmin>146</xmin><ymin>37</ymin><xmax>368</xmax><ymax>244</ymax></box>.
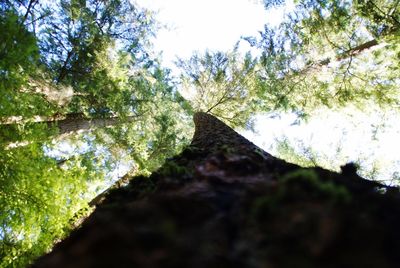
<box><xmin>134</xmin><ymin>0</ymin><xmax>399</xmax><ymax>184</ymax></box>
<box><xmin>135</xmin><ymin>0</ymin><xmax>292</xmax><ymax>70</ymax></box>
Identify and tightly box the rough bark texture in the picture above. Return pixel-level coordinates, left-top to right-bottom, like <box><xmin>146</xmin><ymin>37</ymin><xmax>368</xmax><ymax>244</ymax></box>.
<box><xmin>33</xmin><ymin>112</ymin><xmax>400</xmax><ymax>268</ymax></box>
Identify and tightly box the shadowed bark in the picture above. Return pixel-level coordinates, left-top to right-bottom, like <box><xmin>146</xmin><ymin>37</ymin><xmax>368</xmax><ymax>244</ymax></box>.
<box><xmin>33</xmin><ymin>112</ymin><xmax>400</xmax><ymax>268</ymax></box>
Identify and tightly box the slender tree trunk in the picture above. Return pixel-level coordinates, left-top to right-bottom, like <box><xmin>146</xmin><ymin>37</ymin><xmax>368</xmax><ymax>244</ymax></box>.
<box><xmin>337</xmin><ymin>39</ymin><xmax>379</xmax><ymax>61</ymax></box>
<box><xmin>3</xmin><ymin>113</ymin><xmax>137</xmax><ymax>149</ymax></box>
<box><xmin>294</xmin><ymin>39</ymin><xmax>381</xmax><ymax>77</ymax></box>
<box><xmin>1</xmin><ymin>113</ymin><xmax>136</xmax><ymax>132</ymax></box>
<box><xmin>50</xmin><ymin>114</ymin><xmax>137</xmax><ymax>136</ymax></box>
<box><xmin>33</xmin><ymin>112</ymin><xmax>400</xmax><ymax>268</ymax></box>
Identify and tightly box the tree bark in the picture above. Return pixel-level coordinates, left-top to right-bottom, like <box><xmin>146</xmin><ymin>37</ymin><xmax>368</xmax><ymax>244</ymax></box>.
<box><xmin>2</xmin><ymin>113</ymin><xmax>136</xmax><ymax>134</ymax></box>
<box><xmin>33</xmin><ymin>112</ymin><xmax>400</xmax><ymax>268</ymax></box>
<box><xmin>3</xmin><ymin>113</ymin><xmax>137</xmax><ymax>149</ymax></box>
<box><xmin>50</xmin><ymin>113</ymin><xmax>137</xmax><ymax>136</ymax></box>
<box><xmin>294</xmin><ymin>39</ymin><xmax>380</xmax><ymax>77</ymax></box>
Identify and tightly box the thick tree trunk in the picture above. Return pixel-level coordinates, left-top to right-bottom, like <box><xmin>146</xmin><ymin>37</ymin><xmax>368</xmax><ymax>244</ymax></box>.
<box><xmin>33</xmin><ymin>112</ymin><xmax>400</xmax><ymax>268</ymax></box>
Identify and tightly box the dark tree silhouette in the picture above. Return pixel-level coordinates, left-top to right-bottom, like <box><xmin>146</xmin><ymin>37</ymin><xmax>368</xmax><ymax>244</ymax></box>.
<box><xmin>33</xmin><ymin>112</ymin><xmax>400</xmax><ymax>268</ymax></box>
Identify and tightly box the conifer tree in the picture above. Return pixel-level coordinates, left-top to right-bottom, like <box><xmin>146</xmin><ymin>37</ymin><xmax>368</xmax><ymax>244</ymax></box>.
<box><xmin>34</xmin><ymin>113</ymin><xmax>400</xmax><ymax>268</ymax></box>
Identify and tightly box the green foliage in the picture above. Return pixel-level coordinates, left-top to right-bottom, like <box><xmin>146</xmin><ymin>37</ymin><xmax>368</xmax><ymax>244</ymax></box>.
<box><xmin>0</xmin><ymin>145</ymin><xmax>99</xmax><ymax>267</ymax></box>
<box><xmin>0</xmin><ymin>1</ymin><xmax>192</xmax><ymax>266</ymax></box>
<box><xmin>2</xmin><ymin>0</ymin><xmax>398</xmax><ymax>266</ymax></box>
<box><xmin>0</xmin><ymin>10</ymin><xmax>38</xmax><ymax>88</ymax></box>
<box><xmin>177</xmin><ymin>48</ymin><xmax>259</xmax><ymax>128</ymax></box>
<box><xmin>255</xmin><ymin>0</ymin><xmax>400</xmax><ymax>115</ymax></box>
<box><xmin>354</xmin><ymin>0</ymin><xmax>400</xmax><ymax>37</ymax></box>
<box><xmin>36</xmin><ymin>0</ymin><xmax>156</xmax><ymax>117</ymax></box>
<box><xmin>0</xmin><ymin>10</ymin><xmax>55</xmax><ymax>119</ymax></box>
<box><xmin>94</xmin><ymin>68</ymin><xmax>194</xmax><ymax>174</ymax></box>
<box><xmin>275</xmin><ymin>137</ymin><xmax>319</xmax><ymax>168</ymax></box>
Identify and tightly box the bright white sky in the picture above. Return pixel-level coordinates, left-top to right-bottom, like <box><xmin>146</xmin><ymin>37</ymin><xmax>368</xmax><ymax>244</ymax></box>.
<box><xmin>134</xmin><ymin>0</ymin><xmax>399</xmax><ymax>184</ymax></box>
<box><xmin>135</xmin><ymin>0</ymin><xmax>291</xmax><ymax>70</ymax></box>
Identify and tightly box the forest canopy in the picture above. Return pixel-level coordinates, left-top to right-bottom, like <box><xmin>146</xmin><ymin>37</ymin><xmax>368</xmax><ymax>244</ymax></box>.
<box><xmin>0</xmin><ymin>0</ymin><xmax>399</xmax><ymax>266</ymax></box>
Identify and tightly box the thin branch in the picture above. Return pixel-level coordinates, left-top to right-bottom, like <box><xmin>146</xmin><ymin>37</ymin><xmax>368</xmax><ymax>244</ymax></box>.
<box><xmin>22</xmin><ymin>0</ymin><xmax>37</xmax><ymax>23</ymax></box>
<box><xmin>206</xmin><ymin>88</ymin><xmax>230</xmax><ymax>113</ymax></box>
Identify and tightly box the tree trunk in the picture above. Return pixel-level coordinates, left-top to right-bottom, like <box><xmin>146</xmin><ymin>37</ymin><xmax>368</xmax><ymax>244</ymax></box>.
<box><xmin>33</xmin><ymin>112</ymin><xmax>400</xmax><ymax>268</ymax></box>
<box><xmin>294</xmin><ymin>39</ymin><xmax>380</xmax><ymax>77</ymax></box>
<box><xmin>3</xmin><ymin>113</ymin><xmax>137</xmax><ymax>149</ymax></box>
<box><xmin>50</xmin><ymin>113</ymin><xmax>137</xmax><ymax>136</ymax></box>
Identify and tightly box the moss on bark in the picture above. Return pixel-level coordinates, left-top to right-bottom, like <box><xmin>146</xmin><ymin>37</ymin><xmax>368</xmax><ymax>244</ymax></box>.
<box><xmin>33</xmin><ymin>112</ymin><xmax>400</xmax><ymax>268</ymax></box>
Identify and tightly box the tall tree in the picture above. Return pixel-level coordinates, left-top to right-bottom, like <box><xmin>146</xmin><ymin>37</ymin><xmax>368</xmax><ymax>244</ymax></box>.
<box><xmin>0</xmin><ymin>2</ymin><xmax>193</xmax><ymax>266</ymax></box>
<box><xmin>1</xmin><ymin>112</ymin><xmax>140</xmax><ymax>150</ymax></box>
<box><xmin>1</xmin><ymin>0</ymin><xmax>159</xmax><ymax>141</ymax></box>
<box><xmin>34</xmin><ymin>112</ymin><xmax>400</xmax><ymax>267</ymax></box>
